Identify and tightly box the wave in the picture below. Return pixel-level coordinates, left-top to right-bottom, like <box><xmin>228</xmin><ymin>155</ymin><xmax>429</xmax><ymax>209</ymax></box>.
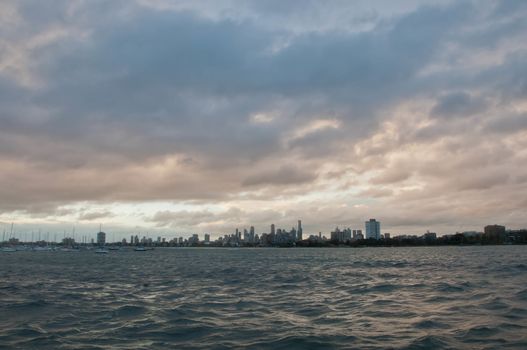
<box><xmin>1</xmin><ymin>246</ymin><xmax>526</xmax><ymax>349</ymax></box>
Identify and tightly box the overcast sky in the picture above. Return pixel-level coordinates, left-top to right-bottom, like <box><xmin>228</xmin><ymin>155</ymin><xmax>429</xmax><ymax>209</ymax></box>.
<box><xmin>1</xmin><ymin>0</ymin><xmax>526</xmax><ymax>240</ymax></box>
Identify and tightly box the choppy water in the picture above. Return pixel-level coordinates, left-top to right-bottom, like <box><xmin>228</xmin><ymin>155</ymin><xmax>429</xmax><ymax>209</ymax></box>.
<box><xmin>1</xmin><ymin>246</ymin><xmax>526</xmax><ymax>349</ymax></box>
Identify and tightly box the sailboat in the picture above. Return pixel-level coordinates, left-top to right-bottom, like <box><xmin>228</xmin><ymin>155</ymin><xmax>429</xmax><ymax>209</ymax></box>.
<box><xmin>2</xmin><ymin>223</ymin><xmax>17</xmax><ymax>252</ymax></box>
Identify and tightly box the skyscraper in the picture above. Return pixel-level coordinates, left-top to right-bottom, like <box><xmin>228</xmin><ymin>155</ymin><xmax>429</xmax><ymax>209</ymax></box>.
<box><xmin>297</xmin><ymin>220</ymin><xmax>303</xmax><ymax>241</ymax></box>
<box><xmin>271</xmin><ymin>224</ymin><xmax>275</xmax><ymax>236</ymax></box>
<box><xmin>250</xmin><ymin>226</ymin><xmax>255</xmax><ymax>243</ymax></box>
<box><xmin>365</xmin><ymin>219</ymin><xmax>381</xmax><ymax>240</ymax></box>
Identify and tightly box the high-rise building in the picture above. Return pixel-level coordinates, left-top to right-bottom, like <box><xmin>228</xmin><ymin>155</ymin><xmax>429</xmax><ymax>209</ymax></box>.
<box><xmin>365</xmin><ymin>219</ymin><xmax>381</xmax><ymax>240</ymax></box>
<box><xmin>271</xmin><ymin>224</ymin><xmax>275</xmax><ymax>236</ymax></box>
<box><xmin>204</xmin><ymin>234</ymin><xmax>210</xmax><ymax>243</ymax></box>
<box><xmin>249</xmin><ymin>226</ymin><xmax>255</xmax><ymax>243</ymax></box>
<box><xmin>297</xmin><ymin>220</ymin><xmax>303</xmax><ymax>241</ymax></box>
<box><xmin>96</xmin><ymin>231</ymin><xmax>106</xmax><ymax>246</ymax></box>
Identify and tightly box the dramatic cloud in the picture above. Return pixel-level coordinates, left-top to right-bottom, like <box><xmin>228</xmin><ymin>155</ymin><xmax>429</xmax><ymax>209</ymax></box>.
<box><xmin>1</xmin><ymin>0</ymin><xmax>526</xmax><ymax>239</ymax></box>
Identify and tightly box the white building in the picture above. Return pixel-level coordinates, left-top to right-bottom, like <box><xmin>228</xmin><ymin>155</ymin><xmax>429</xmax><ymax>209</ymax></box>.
<box><xmin>365</xmin><ymin>219</ymin><xmax>381</xmax><ymax>240</ymax></box>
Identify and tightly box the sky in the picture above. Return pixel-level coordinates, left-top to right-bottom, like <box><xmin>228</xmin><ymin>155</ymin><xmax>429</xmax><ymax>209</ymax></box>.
<box><xmin>1</xmin><ymin>0</ymin><xmax>526</xmax><ymax>241</ymax></box>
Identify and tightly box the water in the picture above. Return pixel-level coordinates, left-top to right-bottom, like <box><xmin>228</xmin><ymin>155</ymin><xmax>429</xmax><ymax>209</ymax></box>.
<box><xmin>1</xmin><ymin>246</ymin><xmax>526</xmax><ymax>349</ymax></box>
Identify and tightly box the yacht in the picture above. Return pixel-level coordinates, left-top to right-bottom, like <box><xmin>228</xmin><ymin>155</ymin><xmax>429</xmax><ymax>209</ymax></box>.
<box><xmin>134</xmin><ymin>246</ymin><xmax>147</xmax><ymax>251</ymax></box>
<box><xmin>1</xmin><ymin>247</ymin><xmax>17</xmax><ymax>252</ymax></box>
<box><xmin>95</xmin><ymin>247</ymin><xmax>109</xmax><ymax>254</ymax></box>
<box><xmin>60</xmin><ymin>247</ymin><xmax>79</xmax><ymax>252</ymax></box>
<box><xmin>33</xmin><ymin>246</ymin><xmax>52</xmax><ymax>252</ymax></box>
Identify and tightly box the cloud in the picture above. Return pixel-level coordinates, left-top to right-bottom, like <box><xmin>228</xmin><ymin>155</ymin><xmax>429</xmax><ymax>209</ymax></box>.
<box><xmin>431</xmin><ymin>92</ymin><xmax>488</xmax><ymax>118</ymax></box>
<box><xmin>242</xmin><ymin>165</ymin><xmax>317</xmax><ymax>187</ymax></box>
<box><xmin>78</xmin><ymin>211</ymin><xmax>115</xmax><ymax>221</ymax></box>
<box><xmin>1</xmin><ymin>0</ymin><xmax>527</xmax><ymax>236</ymax></box>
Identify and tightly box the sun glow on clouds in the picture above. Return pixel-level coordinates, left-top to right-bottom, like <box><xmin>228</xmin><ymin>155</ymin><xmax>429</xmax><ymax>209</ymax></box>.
<box><xmin>250</xmin><ymin>112</ymin><xmax>275</xmax><ymax>124</ymax></box>
<box><xmin>1</xmin><ymin>0</ymin><xmax>527</xmax><ymax>238</ymax></box>
<box><xmin>290</xmin><ymin>119</ymin><xmax>341</xmax><ymax>140</ymax></box>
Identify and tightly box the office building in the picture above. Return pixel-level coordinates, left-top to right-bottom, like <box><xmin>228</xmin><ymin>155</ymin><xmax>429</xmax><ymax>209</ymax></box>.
<box><xmin>365</xmin><ymin>219</ymin><xmax>381</xmax><ymax>240</ymax></box>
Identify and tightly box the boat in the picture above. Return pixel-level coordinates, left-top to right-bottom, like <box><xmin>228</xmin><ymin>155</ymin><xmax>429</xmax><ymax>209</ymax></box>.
<box><xmin>33</xmin><ymin>246</ymin><xmax>53</xmax><ymax>252</ymax></box>
<box><xmin>95</xmin><ymin>247</ymin><xmax>109</xmax><ymax>254</ymax></box>
<box><xmin>1</xmin><ymin>247</ymin><xmax>17</xmax><ymax>252</ymax></box>
<box><xmin>60</xmin><ymin>247</ymin><xmax>79</xmax><ymax>252</ymax></box>
<box><xmin>134</xmin><ymin>246</ymin><xmax>147</xmax><ymax>251</ymax></box>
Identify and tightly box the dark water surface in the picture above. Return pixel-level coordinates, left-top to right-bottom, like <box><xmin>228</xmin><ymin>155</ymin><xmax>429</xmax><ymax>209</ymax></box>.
<box><xmin>1</xmin><ymin>246</ymin><xmax>526</xmax><ymax>349</ymax></box>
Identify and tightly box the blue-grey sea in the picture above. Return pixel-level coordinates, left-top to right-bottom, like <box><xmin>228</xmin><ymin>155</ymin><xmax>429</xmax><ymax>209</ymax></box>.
<box><xmin>1</xmin><ymin>246</ymin><xmax>526</xmax><ymax>349</ymax></box>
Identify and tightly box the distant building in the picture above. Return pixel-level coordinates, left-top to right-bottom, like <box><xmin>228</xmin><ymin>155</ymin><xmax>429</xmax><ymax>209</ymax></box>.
<box><xmin>330</xmin><ymin>227</ymin><xmax>351</xmax><ymax>243</ymax></box>
<box><xmin>189</xmin><ymin>234</ymin><xmax>199</xmax><ymax>245</ymax></box>
<box><xmin>204</xmin><ymin>233</ymin><xmax>210</xmax><ymax>243</ymax></box>
<box><xmin>365</xmin><ymin>219</ymin><xmax>381</xmax><ymax>240</ymax></box>
<box><xmin>384</xmin><ymin>233</ymin><xmax>390</xmax><ymax>239</ymax></box>
<box><xmin>250</xmin><ymin>226</ymin><xmax>255</xmax><ymax>243</ymax></box>
<box><xmin>353</xmin><ymin>229</ymin><xmax>363</xmax><ymax>239</ymax></box>
<box><xmin>243</xmin><ymin>228</ymin><xmax>249</xmax><ymax>242</ymax></box>
<box><xmin>507</xmin><ymin>229</ymin><xmax>527</xmax><ymax>243</ymax></box>
<box><xmin>297</xmin><ymin>220</ymin><xmax>303</xmax><ymax>241</ymax></box>
<box><xmin>96</xmin><ymin>231</ymin><xmax>106</xmax><ymax>246</ymax></box>
<box><xmin>484</xmin><ymin>225</ymin><xmax>506</xmax><ymax>242</ymax></box>
<box><xmin>62</xmin><ymin>237</ymin><xmax>75</xmax><ymax>246</ymax></box>
<box><xmin>461</xmin><ymin>231</ymin><xmax>481</xmax><ymax>238</ymax></box>
<box><xmin>423</xmin><ymin>231</ymin><xmax>436</xmax><ymax>240</ymax></box>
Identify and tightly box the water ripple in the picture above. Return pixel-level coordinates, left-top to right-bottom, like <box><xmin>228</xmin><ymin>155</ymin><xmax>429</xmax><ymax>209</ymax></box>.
<box><xmin>0</xmin><ymin>246</ymin><xmax>526</xmax><ymax>349</ymax></box>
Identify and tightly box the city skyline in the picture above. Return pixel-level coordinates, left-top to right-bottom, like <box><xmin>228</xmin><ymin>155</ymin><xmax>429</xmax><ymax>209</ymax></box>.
<box><xmin>1</xmin><ymin>1</ymin><xmax>527</xmax><ymax>236</ymax></box>
<box><xmin>1</xmin><ymin>218</ymin><xmax>521</xmax><ymax>244</ymax></box>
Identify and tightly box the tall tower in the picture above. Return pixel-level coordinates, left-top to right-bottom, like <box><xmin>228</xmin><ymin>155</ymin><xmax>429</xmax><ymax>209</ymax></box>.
<box><xmin>365</xmin><ymin>219</ymin><xmax>381</xmax><ymax>240</ymax></box>
<box><xmin>271</xmin><ymin>224</ymin><xmax>275</xmax><ymax>236</ymax></box>
<box><xmin>297</xmin><ymin>220</ymin><xmax>303</xmax><ymax>241</ymax></box>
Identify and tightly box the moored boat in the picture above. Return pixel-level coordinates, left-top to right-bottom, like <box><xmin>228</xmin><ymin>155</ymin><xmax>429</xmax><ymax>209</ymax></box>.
<box><xmin>1</xmin><ymin>247</ymin><xmax>17</xmax><ymax>252</ymax></box>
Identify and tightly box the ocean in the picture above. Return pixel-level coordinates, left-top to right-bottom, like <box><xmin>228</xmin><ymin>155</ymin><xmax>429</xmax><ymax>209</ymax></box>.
<box><xmin>1</xmin><ymin>246</ymin><xmax>526</xmax><ymax>349</ymax></box>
